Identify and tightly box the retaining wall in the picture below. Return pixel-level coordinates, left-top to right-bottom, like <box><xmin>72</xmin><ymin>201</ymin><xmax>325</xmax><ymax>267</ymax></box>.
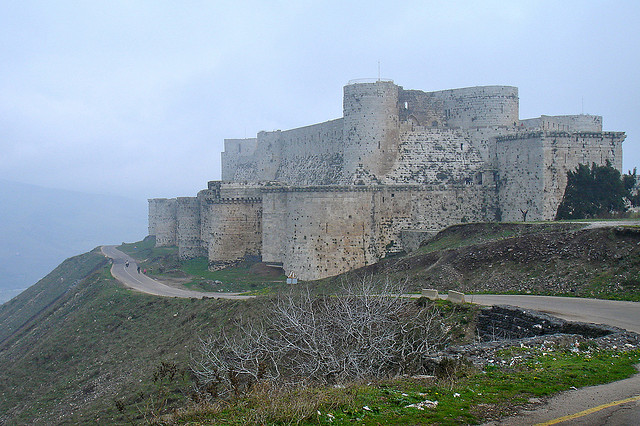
<box><xmin>477</xmin><ymin>305</ymin><xmax>621</xmax><ymax>341</ymax></box>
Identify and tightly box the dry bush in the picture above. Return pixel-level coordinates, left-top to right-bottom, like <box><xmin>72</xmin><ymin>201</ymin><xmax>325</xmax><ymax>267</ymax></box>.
<box><xmin>192</xmin><ymin>277</ymin><xmax>450</xmax><ymax>398</ymax></box>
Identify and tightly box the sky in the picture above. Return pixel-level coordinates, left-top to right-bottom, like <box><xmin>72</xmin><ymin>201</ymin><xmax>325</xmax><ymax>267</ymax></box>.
<box><xmin>1</xmin><ymin>0</ymin><xmax>638</xmax><ymax>201</ymax></box>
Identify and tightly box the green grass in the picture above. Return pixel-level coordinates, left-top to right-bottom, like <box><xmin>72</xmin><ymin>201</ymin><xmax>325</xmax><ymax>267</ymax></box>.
<box><xmin>3</xmin><ymin>237</ymin><xmax>639</xmax><ymax>424</ymax></box>
<box><xmin>4</xmin><ymin>221</ymin><xmax>640</xmax><ymax>424</ymax></box>
<box><xmin>582</xmin><ymin>269</ymin><xmax>640</xmax><ymax>301</ymax></box>
<box><xmin>117</xmin><ymin>238</ymin><xmax>286</xmax><ymax>293</ymax></box>
<box><xmin>0</xmin><ymin>255</ymin><xmax>272</xmax><ymax>424</ymax></box>
<box><xmin>118</xmin><ymin>237</ymin><xmax>179</xmax><ymax>268</ymax></box>
<box><xmin>180</xmin><ymin>257</ymin><xmax>286</xmax><ymax>293</ymax></box>
<box><xmin>555</xmin><ymin>216</ymin><xmax>640</xmax><ymax>222</ymax></box>
<box><xmin>415</xmin><ymin>225</ymin><xmax>516</xmax><ymax>255</ymax></box>
<box><xmin>165</xmin><ymin>347</ymin><xmax>640</xmax><ymax>425</ymax></box>
<box><xmin>121</xmin><ymin>222</ymin><xmax>639</xmax><ymax>301</ymax></box>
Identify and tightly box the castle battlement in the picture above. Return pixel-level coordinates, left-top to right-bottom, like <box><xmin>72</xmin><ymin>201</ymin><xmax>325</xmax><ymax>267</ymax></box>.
<box><xmin>150</xmin><ymin>80</ymin><xmax>625</xmax><ymax>280</ymax></box>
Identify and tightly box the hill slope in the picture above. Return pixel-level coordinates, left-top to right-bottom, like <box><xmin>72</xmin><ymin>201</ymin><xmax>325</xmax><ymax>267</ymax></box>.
<box><xmin>333</xmin><ymin>223</ymin><xmax>640</xmax><ymax>301</ymax></box>
<box><xmin>0</xmin><ymin>249</ymin><xmax>108</xmax><ymax>345</ymax></box>
<box><xmin>1</xmin><ymin>222</ymin><xmax>639</xmax><ymax>424</ymax></box>
<box><xmin>0</xmin><ymin>250</ymin><xmax>264</xmax><ymax>424</ymax></box>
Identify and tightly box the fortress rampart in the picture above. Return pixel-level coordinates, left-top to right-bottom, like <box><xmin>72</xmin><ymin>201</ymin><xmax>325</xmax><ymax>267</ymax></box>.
<box><xmin>496</xmin><ymin>131</ymin><xmax>624</xmax><ymax>221</ymax></box>
<box><xmin>197</xmin><ymin>182</ymin><xmax>263</xmax><ymax>268</ymax></box>
<box><xmin>148</xmin><ymin>198</ymin><xmax>177</xmax><ymax>247</ymax></box>
<box><xmin>149</xmin><ymin>80</ymin><xmax>626</xmax><ymax>280</ymax></box>
<box><xmin>262</xmin><ymin>184</ymin><xmax>495</xmax><ymax>279</ymax></box>
<box><xmin>520</xmin><ymin>114</ymin><xmax>603</xmax><ymax>132</ymax></box>
<box><xmin>176</xmin><ymin>197</ymin><xmax>204</xmax><ymax>259</ymax></box>
<box><xmin>425</xmin><ymin>85</ymin><xmax>519</xmax><ymax>129</ymax></box>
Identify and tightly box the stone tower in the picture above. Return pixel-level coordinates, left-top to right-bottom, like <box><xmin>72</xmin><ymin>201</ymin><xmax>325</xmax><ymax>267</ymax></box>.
<box><xmin>342</xmin><ymin>80</ymin><xmax>400</xmax><ymax>182</ymax></box>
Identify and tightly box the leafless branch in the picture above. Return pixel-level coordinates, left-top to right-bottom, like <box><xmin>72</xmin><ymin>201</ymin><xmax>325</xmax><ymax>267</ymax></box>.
<box><xmin>192</xmin><ymin>277</ymin><xmax>450</xmax><ymax>397</ymax></box>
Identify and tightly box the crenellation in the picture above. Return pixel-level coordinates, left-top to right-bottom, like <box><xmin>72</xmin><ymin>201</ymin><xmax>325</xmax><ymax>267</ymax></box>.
<box><xmin>149</xmin><ymin>80</ymin><xmax>626</xmax><ymax>280</ymax></box>
<box><xmin>521</xmin><ymin>114</ymin><xmax>602</xmax><ymax>132</ymax></box>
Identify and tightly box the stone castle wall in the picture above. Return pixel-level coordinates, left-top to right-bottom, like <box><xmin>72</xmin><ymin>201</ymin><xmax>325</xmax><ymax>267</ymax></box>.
<box><xmin>538</xmin><ymin>131</ymin><xmax>624</xmax><ymax>220</ymax></box>
<box><xmin>148</xmin><ymin>198</ymin><xmax>177</xmax><ymax>246</ymax></box>
<box><xmin>520</xmin><ymin>114</ymin><xmax>602</xmax><ymax>132</ymax></box>
<box><xmin>221</xmin><ymin>119</ymin><xmax>344</xmax><ymax>184</ymax></box>
<box><xmin>496</xmin><ymin>131</ymin><xmax>625</xmax><ymax>221</ymax></box>
<box><xmin>199</xmin><ymin>182</ymin><xmax>263</xmax><ymax>267</ymax></box>
<box><xmin>342</xmin><ymin>81</ymin><xmax>400</xmax><ymax>180</ymax></box>
<box><xmin>430</xmin><ymin>85</ymin><xmax>519</xmax><ymax>129</ymax></box>
<box><xmin>385</xmin><ymin>128</ymin><xmax>485</xmax><ymax>185</ymax></box>
<box><xmin>176</xmin><ymin>197</ymin><xmax>205</xmax><ymax>259</ymax></box>
<box><xmin>262</xmin><ymin>184</ymin><xmax>495</xmax><ymax>280</ymax></box>
<box><xmin>397</xmin><ymin>86</ymin><xmax>519</xmax><ymax>129</ymax></box>
<box><xmin>149</xmin><ymin>80</ymin><xmax>625</xmax><ymax>280</ymax></box>
<box><xmin>220</xmin><ymin>83</ymin><xmax>522</xmax><ymax>188</ymax></box>
<box><xmin>220</xmin><ymin>137</ymin><xmax>258</xmax><ymax>181</ymax></box>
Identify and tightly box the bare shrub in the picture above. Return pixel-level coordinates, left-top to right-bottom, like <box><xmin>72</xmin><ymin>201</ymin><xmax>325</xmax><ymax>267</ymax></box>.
<box><xmin>192</xmin><ymin>277</ymin><xmax>450</xmax><ymax>397</ymax></box>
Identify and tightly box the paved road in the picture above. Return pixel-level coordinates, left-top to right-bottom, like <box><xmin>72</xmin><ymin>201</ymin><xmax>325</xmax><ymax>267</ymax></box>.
<box><xmin>469</xmin><ymin>294</ymin><xmax>640</xmax><ymax>334</ymax></box>
<box><xmin>482</xmin><ymin>372</ymin><xmax>640</xmax><ymax>426</ymax></box>
<box><xmin>584</xmin><ymin>219</ymin><xmax>640</xmax><ymax>229</ymax></box>
<box><xmin>102</xmin><ymin>244</ymin><xmax>640</xmax><ymax>422</ymax></box>
<box><xmin>470</xmin><ymin>294</ymin><xmax>640</xmax><ymax>425</ymax></box>
<box><xmin>101</xmin><ymin>245</ymin><xmax>253</xmax><ymax>299</ymax></box>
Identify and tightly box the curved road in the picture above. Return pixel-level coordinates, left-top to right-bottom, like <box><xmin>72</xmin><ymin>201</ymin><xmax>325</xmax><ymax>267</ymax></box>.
<box><xmin>103</xmin><ymin>243</ymin><xmax>639</xmax><ymax>422</ymax></box>
<box><xmin>101</xmin><ymin>245</ymin><xmax>253</xmax><ymax>299</ymax></box>
<box><xmin>470</xmin><ymin>295</ymin><xmax>640</xmax><ymax>425</ymax></box>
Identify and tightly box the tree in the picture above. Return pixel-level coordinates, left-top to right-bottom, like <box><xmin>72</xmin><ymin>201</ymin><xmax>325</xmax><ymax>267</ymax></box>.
<box><xmin>623</xmin><ymin>168</ymin><xmax>639</xmax><ymax>207</ymax></box>
<box><xmin>556</xmin><ymin>162</ymin><xmax>629</xmax><ymax>219</ymax></box>
<box><xmin>191</xmin><ymin>278</ymin><xmax>451</xmax><ymax>397</ymax></box>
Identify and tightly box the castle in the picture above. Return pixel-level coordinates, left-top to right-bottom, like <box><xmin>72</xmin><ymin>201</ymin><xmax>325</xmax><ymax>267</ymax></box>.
<box><xmin>148</xmin><ymin>80</ymin><xmax>625</xmax><ymax>280</ymax></box>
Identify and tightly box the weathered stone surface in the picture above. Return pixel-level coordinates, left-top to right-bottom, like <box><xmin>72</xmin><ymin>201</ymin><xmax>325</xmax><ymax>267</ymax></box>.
<box><xmin>447</xmin><ymin>290</ymin><xmax>466</xmax><ymax>303</ymax></box>
<box><xmin>148</xmin><ymin>81</ymin><xmax>626</xmax><ymax>280</ymax></box>
<box><xmin>423</xmin><ymin>305</ymin><xmax>639</xmax><ymax>372</ymax></box>
<box><xmin>176</xmin><ymin>197</ymin><xmax>205</xmax><ymax>259</ymax></box>
<box><xmin>148</xmin><ymin>198</ymin><xmax>176</xmax><ymax>247</ymax></box>
<box><xmin>421</xmin><ymin>289</ymin><xmax>439</xmax><ymax>300</ymax></box>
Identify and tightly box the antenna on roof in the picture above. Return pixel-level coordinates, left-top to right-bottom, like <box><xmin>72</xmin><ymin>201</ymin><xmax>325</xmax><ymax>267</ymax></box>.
<box><xmin>581</xmin><ymin>96</ymin><xmax>584</xmax><ymax>115</ymax></box>
<box><xmin>378</xmin><ymin>61</ymin><xmax>381</xmax><ymax>81</ymax></box>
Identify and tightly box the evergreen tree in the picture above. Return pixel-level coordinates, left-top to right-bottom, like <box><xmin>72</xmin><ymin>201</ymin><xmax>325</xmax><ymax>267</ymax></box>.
<box><xmin>556</xmin><ymin>161</ymin><xmax>628</xmax><ymax>219</ymax></box>
<box><xmin>623</xmin><ymin>168</ymin><xmax>639</xmax><ymax>207</ymax></box>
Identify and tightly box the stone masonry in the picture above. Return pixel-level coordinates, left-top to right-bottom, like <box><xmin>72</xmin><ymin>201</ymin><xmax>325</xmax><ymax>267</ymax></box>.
<box><xmin>149</xmin><ymin>80</ymin><xmax>626</xmax><ymax>280</ymax></box>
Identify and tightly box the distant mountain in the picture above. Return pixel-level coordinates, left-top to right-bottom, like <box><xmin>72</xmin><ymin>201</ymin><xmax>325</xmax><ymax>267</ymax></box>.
<box><xmin>0</xmin><ymin>180</ymin><xmax>147</xmax><ymax>303</ymax></box>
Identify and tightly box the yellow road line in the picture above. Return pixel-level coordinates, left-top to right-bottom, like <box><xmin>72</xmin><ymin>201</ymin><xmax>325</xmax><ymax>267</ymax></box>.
<box><xmin>535</xmin><ymin>395</ymin><xmax>640</xmax><ymax>425</ymax></box>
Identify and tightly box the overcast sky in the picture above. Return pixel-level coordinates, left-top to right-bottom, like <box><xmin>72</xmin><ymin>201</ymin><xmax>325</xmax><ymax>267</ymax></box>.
<box><xmin>1</xmin><ymin>1</ymin><xmax>638</xmax><ymax>200</ymax></box>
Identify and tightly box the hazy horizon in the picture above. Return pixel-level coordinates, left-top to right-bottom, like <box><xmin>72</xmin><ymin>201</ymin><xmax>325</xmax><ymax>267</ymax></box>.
<box><xmin>0</xmin><ymin>179</ymin><xmax>147</xmax><ymax>303</ymax></box>
<box><xmin>1</xmin><ymin>1</ymin><xmax>638</xmax><ymax>202</ymax></box>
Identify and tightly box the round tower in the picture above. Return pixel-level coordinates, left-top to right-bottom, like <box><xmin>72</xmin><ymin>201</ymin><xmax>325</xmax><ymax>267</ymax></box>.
<box><xmin>342</xmin><ymin>80</ymin><xmax>400</xmax><ymax>182</ymax></box>
<box><xmin>176</xmin><ymin>197</ymin><xmax>205</xmax><ymax>259</ymax></box>
<box><xmin>148</xmin><ymin>198</ymin><xmax>177</xmax><ymax>246</ymax></box>
<box><xmin>436</xmin><ymin>86</ymin><xmax>519</xmax><ymax>128</ymax></box>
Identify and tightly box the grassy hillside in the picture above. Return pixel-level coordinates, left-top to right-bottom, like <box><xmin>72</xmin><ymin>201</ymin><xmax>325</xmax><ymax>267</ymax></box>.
<box><xmin>117</xmin><ymin>223</ymin><xmax>640</xmax><ymax>301</ymax></box>
<box><xmin>0</xmin><ymin>251</ymin><xmax>268</xmax><ymax>424</ymax></box>
<box><xmin>119</xmin><ymin>237</ymin><xmax>287</xmax><ymax>294</ymax></box>
<box><xmin>0</xmin><ymin>249</ymin><xmax>108</xmax><ymax>344</ymax></box>
<box><xmin>2</xmin><ymin>222</ymin><xmax>639</xmax><ymax>424</ymax></box>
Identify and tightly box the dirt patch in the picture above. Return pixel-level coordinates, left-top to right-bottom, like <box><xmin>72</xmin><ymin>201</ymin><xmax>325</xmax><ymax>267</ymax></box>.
<box><xmin>147</xmin><ymin>274</ymin><xmax>191</xmax><ymax>289</ymax></box>
<box><xmin>248</xmin><ymin>262</ymin><xmax>284</xmax><ymax>278</ymax></box>
<box><xmin>346</xmin><ymin>224</ymin><xmax>640</xmax><ymax>300</ymax></box>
